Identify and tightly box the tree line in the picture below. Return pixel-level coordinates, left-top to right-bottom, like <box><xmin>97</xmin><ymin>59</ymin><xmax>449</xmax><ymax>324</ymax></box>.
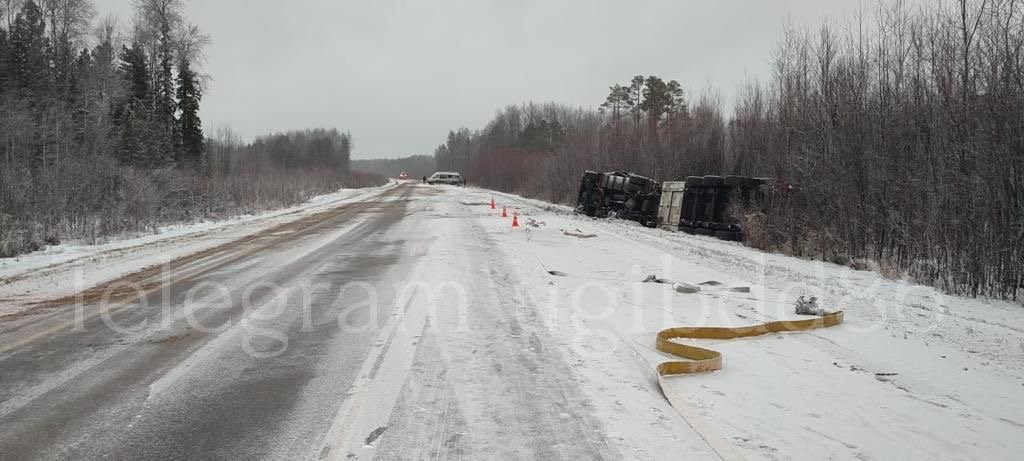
<box><xmin>434</xmin><ymin>0</ymin><xmax>1023</xmax><ymax>301</ymax></box>
<box><xmin>0</xmin><ymin>0</ymin><xmax>366</xmax><ymax>257</ymax></box>
<box><xmin>352</xmin><ymin>154</ymin><xmax>436</xmax><ymax>180</ymax></box>
<box><xmin>205</xmin><ymin>127</ymin><xmax>371</xmax><ymax>214</ymax></box>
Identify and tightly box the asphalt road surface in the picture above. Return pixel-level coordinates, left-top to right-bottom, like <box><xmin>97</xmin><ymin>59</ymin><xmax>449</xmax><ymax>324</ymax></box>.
<box><xmin>0</xmin><ymin>184</ymin><xmax>612</xmax><ymax>460</ymax></box>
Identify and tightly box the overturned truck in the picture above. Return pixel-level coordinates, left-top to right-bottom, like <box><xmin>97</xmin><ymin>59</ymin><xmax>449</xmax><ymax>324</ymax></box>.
<box><xmin>575</xmin><ymin>171</ymin><xmax>662</xmax><ymax>228</ymax></box>
<box><xmin>576</xmin><ymin>170</ymin><xmax>771</xmax><ymax>241</ymax></box>
<box><xmin>673</xmin><ymin>175</ymin><xmax>771</xmax><ymax>241</ymax></box>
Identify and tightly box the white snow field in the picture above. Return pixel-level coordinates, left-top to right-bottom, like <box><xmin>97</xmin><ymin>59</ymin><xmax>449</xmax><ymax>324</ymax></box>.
<box><xmin>1</xmin><ymin>182</ymin><xmax>1022</xmax><ymax>460</ymax></box>
<box><xmin>457</xmin><ymin>186</ymin><xmax>1024</xmax><ymax>460</ymax></box>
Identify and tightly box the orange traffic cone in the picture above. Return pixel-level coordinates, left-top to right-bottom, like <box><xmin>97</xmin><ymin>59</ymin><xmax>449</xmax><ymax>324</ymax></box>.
<box><xmin>502</xmin><ymin>206</ymin><xmax>508</xmax><ymax>218</ymax></box>
<box><xmin>512</xmin><ymin>210</ymin><xmax>520</xmax><ymax>228</ymax></box>
<box><xmin>490</xmin><ymin>197</ymin><xmax>496</xmax><ymax>210</ymax></box>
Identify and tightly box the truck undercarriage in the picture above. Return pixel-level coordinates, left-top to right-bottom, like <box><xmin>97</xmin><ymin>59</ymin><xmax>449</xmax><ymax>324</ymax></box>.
<box><xmin>575</xmin><ymin>171</ymin><xmax>662</xmax><ymax>228</ymax></box>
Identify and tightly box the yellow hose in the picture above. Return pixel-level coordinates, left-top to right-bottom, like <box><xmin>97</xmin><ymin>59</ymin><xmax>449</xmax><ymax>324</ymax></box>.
<box><xmin>654</xmin><ymin>312</ymin><xmax>845</xmax><ymax>460</ymax></box>
<box><xmin>656</xmin><ymin>311</ymin><xmax>845</xmax><ymax>376</ymax></box>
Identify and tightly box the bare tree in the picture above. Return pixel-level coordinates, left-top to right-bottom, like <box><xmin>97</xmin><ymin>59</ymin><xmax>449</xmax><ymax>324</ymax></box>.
<box><xmin>174</xmin><ymin>21</ymin><xmax>209</xmax><ymax>64</ymax></box>
<box><xmin>1</xmin><ymin>0</ymin><xmax>17</xmax><ymax>29</ymax></box>
<box><xmin>433</xmin><ymin>0</ymin><xmax>1024</xmax><ymax>300</ymax></box>
<box><xmin>42</xmin><ymin>0</ymin><xmax>96</xmax><ymax>50</ymax></box>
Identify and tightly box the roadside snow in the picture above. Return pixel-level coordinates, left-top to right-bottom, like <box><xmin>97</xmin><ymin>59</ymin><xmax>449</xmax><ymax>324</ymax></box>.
<box><xmin>5</xmin><ymin>181</ymin><xmax>1021</xmax><ymax>459</ymax></box>
<box><xmin>0</xmin><ymin>182</ymin><xmax>396</xmax><ymax>317</ymax></box>
<box><xmin>457</xmin><ymin>186</ymin><xmax>1024</xmax><ymax>460</ymax></box>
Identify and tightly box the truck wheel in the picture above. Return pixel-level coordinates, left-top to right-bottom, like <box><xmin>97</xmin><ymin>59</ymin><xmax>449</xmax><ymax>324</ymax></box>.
<box><xmin>681</xmin><ymin>227</ymin><xmax>696</xmax><ymax>235</ymax></box>
<box><xmin>685</xmin><ymin>176</ymin><xmax>703</xmax><ymax>188</ymax></box>
<box><xmin>695</xmin><ymin>228</ymin><xmax>714</xmax><ymax>236</ymax></box>
<box><xmin>715</xmin><ymin>231</ymin><xmax>741</xmax><ymax>241</ymax></box>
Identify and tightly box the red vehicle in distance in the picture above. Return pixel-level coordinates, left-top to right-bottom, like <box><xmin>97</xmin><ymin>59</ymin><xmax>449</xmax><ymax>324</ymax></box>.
<box><xmin>398</xmin><ymin>172</ymin><xmax>409</xmax><ymax>180</ymax></box>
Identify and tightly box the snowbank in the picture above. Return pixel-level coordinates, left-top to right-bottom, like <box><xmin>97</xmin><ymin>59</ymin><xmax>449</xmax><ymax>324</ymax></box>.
<box><xmin>0</xmin><ymin>182</ymin><xmax>396</xmax><ymax>317</ymax></box>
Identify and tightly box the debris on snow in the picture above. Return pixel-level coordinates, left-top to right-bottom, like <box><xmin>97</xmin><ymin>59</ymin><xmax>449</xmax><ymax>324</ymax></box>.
<box><xmin>795</xmin><ymin>296</ymin><xmax>829</xmax><ymax>316</ymax></box>
<box><xmin>364</xmin><ymin>426</ymin><xmax>387</xmax><ymax>446</ymax></box>
<box><xmin>562</xmin><ymin>229</ymin><xmax>596</xmax><ymax>238</ymax></box>
<box><xmin>672</xmin><ymin>282</ymin><xmax>701</xmax><ymax>294</ymax></box>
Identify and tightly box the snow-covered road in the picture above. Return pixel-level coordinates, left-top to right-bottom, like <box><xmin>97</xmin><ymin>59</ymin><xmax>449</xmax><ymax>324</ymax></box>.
<box><xmin>0</xmin><ymin>182</ymin><xmax>1021</xmax><ymax>460</ymax></box>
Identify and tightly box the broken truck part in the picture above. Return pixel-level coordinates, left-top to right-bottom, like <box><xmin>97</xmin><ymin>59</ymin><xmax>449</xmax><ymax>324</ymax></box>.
<box><xmin>656</xmin><ymin>181</ymin><xmax>687</xmax><ymax>232</ymax></box>
<box><xmin>575</xmin><ymin>171</ymin><xmax>662</xmax><ymax>228</ymax></box>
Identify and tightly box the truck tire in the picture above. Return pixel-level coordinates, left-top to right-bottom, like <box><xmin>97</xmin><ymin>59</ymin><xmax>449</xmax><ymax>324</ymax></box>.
<box><xmin>715</xmin><ymin>231</ymin><xmax>741</xmax><ymax>242</ymax></box>
<box><xmin>724</xmin><ymin>176</ymin><xmax>744</xmax><ymax>188</ymax></box>
<box><xmin>685</xmin><ymin>176</ymin><xmax>703</xmax><ymax>188</ymax></box>
<box><xmin>681</xmin><ymin>227</ymin><xmax>696</xmax><ymax>235</ymax></box>
<box><xmin>702</xmin><ymin>176</ymin><xmax>725</xmax><ymax>187</ymax></box>
<box><xmin>695</xmin><ymin>227</ymin><xmax>714</xmax><ymax>236</ymax></box>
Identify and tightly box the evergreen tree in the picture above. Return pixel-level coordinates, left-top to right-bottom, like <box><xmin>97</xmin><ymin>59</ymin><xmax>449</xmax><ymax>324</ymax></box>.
<box><xmin>117</xmin><ymin>101</ymin><xmax>150</xmax><ymax>166</ymax></box>
<box><xmin>519</xmin><ymin>119</ymin><xmax>564</xmax><ymax>154</ymax></box>
<box><xmin>600</xmin><ymin>84</ymin><xmax>633</xmax><ymax>120</ymax></box>
<box><xmin>118</xmin><ymin>43</ymin><xmax>149</xmax><ymax>104</ymax></box>
<box><xmin>666</xmin><ymin>80</ymin><xmax>685</xmax><ymax>114</ymax></box>
<box><xmin>116</xmin><ymin>43</ymin><xmax>164</xmax><ymax>167</ymax></box>
<box><xmin>176</xmin><ymin>57</ymin><xmax>203</xmax><ymax>165</ymax></box>
<box><xmin>9</xmin><ymin>1</ymin><xmax>50</xmax><ymax>169</ymax></box>
<box><xmin>641</xmin><ymin>76</ymin><xmax>672</xmax><ymax>124</ymax></box>
<box><xmin>41</xmin><ymin>0</ymin><xmax>96</xmax><ymax>102</ymax></box>
<box><xmin>77</xmin><ymin>38</ymin><xmax>118</xmax><ymax>157</ymax></box>
<box><xmin>155</xmin><ymin>12</ymin><xmax>177</xmax><ymax>155</ymax></box>
<box><xmin>629</xmin><ymin>75</ymin><xmax>644</xmax><ymax>126</ymax></box>
<box><xmin>0</xmin><ymin>24</ymin><xmax>9</xmax><ymax>95</ymax></box>
<box><xmin>9</xmin><ymin>1</ymin><xmax>48</xmax><ymax>99</ymax></box>
<box><xmin>68</xmin><ymin>47</ymin><xmax>90</xmax><ymax>146</ymax></box>
<box><xmin>0</xmin><ymin>21</ymin><xmax>8</xmax><ymax>171</ymax></box>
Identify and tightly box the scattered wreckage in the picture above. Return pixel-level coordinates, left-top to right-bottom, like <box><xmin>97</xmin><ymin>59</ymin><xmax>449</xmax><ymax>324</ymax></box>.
<box><xmin>575</xmin><ymin>170</ymin><xmax>772</xmax><ymax>242</ymax></box>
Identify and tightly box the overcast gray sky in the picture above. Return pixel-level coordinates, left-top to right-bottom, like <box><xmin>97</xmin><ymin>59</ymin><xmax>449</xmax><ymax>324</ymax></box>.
<box><xmin>93</xmin><ymin>0</ymin><xmax>862</xmax><ymax>159</ymax></box>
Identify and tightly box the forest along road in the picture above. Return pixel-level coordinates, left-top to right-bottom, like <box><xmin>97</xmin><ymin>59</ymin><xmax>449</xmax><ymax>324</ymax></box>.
<box><xmin>0</xmin><ymin>183</ymin><xmax>648</xmax><ymax>460</ymax></box>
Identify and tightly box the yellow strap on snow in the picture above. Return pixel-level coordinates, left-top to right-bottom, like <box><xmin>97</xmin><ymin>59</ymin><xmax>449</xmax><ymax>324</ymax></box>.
<box><xmin>656</xmin><ymin>311</ymin><xmax>845</xmax><ymax>376</ymax></box>
<box><xmin>654</xmin><ymin>312</ymin><xmax>845</xmax><ymax>461</ymax></box>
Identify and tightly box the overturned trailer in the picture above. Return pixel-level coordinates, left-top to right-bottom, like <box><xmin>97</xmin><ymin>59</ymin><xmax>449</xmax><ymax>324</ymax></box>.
<box><xmin>672</xmin><ymin>175</ymin><xmax>771</xmax><ymax>241</ymax></box>
<box><xmin>576</xmin><ymin>170</ymin><xmax>772</xmax><ymax>240</ymax></box>
<box><xmin>575</xmin><ymin>171</ymin><xmax>662</xmax><ymax>227</ymax></box>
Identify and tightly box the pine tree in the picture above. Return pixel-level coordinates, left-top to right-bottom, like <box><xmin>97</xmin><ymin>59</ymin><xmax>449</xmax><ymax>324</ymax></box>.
<box><xmin>9</xmin><ymin>1</ymin><xmax>48</xmax><ymax>99</ymax></box>
<box><xmin>77</xmin><ymin>39</ymin><xmax>118</xmax><ymax>157</ymax></box>
<box><xmin>118</xmin><ymin>44</ymin><xmax>149</xmax><ymax>104</ymax></box>
<box><xmin>9</xmin><ymin>1</ymin><xmax>50</xmax><ymax>169</ymax></box>
<box><xmin>176</xmin><ymin>57</ymin><xmax>203</xmax><ymax>165</ymax></box>
<box><xmin>116</xmin><ymin>43</ymin><xmax>163</xmax><ymax>167</ymax></box>
<box><xmin>0</xmin><ymin>25</ymin><xmax>9</xmax><ymax>95</ymax></box>
<box><xmin>0</xmin><ymin>23</ymin><xmax>8</xmax><ymax>171</ymax></box>
<box><xmin>629</xmin><ymin>75</ymin><xmax>645</xmax><ymax>126</ymax></box>
<box><xmin>600</xmin><ymin>85</ymin><xmax>633</xmax><ymax>121</ymax></box>
<box><xmin>68</xmin><ymin>48</ymin><xmax>90</xmax><ymax>147</ymax></box>
<box><xmin>641</xmin><ymin>76</ymin><xmax>672</xmax><ymax>125</ymax></box>
<box><xmin>117</xmin><ymin>101</ymin><xmax>145</xmax><ymax>165</ymax></box>
<box><xmin>155</xmin><ymin>14</ymin><xmax>177</xmax><ymax>158</ymax></box>
<box><xmin>666</xmin><ymin>80</ymin><xmax>686</xmax><ymax>118</ymax></box>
